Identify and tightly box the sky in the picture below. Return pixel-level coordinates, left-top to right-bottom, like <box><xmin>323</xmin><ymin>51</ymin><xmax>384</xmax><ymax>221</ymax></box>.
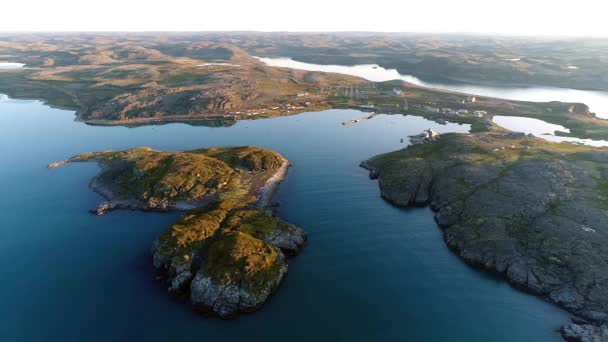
<box><xmin>2</xmin><ymin>0</ymin><xmax>608</xmax><ymax>37</ymax></box>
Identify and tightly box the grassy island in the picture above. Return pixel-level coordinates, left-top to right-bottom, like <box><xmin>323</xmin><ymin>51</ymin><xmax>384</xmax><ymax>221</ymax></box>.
<box><xmin>50</xmin><ymin>146</ymin><xmax>306</xmax><ymax>318</ymax></box>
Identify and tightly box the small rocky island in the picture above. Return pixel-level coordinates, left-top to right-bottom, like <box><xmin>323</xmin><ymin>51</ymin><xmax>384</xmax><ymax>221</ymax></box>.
<box><xmin>50</xmin><ymin>146</ymin><xmax>306</xmax><ymax>318</ymax></box>
<box><xmin>362</xmin><ymin>132</ymin><xmax>608</xmax><ymax>341</ymax></box>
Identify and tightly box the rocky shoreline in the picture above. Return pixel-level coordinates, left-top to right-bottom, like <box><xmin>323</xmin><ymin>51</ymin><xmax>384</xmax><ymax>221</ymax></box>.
<box><xmin>50</xmin><ymin>146</ymin><xmax>306</xmax><ymax>318</ymax></box>
<box><xmin>362</xmin><ymin>132</ymin><xmax>608</xmax><ymax>341</ymax></box>
<box><xmin>256</xmin><ymin>155</ymin><xmax>290</xmax><ymax>209</ymax></box>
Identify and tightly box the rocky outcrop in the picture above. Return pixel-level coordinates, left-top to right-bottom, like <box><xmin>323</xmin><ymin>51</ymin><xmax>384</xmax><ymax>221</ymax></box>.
<box><xmin>84</xmin><ymin>85</ymin><xmax>258</xmax><ymax>121</ymax></box>
<box><xmin>197</xmin><ymin>87</ymin><xmax>249</xmax><ymax>112</ymax></box>
<box><xmin>152</xmin><ymin>208</ymin><xmax>306</xmax><ymax>318</ymax></box>
<box><xmin>52</xmin><ymin>145</ymin><xmax>306</xmax><ymax>318</ymax></box>
<box><xmin>49</xmin><ymin>146</ymin><xmax>286</xmax><ymax>215</ymax></box>
<box><xmin>362</xmin><ymin>132</ymin><xmax>608</xmax><ymax>341</ymax></box>
<box><xmin>188</xmin><ymin>232</ymin><xmax>288</xmax><ymax>318</ymax></box>
<box><xmin>561</xmin><ymin>321</ymin><xmax>608</xmax><ymax>342</ymax></box>
<box><xmin>569</xmin><ymin>103</ymin><xmax>591</xmax><ymax>116</ymax></box>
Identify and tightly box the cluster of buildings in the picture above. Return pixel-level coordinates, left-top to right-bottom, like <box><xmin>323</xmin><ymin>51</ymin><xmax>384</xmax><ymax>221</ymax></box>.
<box><xmin>357</xmin><ymin>99</ymin><xmax>408</xmax><ymax>112</ymax></box>
<box><xmin>235</xmin><ymin>101</ymin><xmax>314</xmax><ymax>116</ymax></box>
<box><xmin>421</xmin><ymin>105</ymin><xmax>488</xmax><ymax>118</ymax></box>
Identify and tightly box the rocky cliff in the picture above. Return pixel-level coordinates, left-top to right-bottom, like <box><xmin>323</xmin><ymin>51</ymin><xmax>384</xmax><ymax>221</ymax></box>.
<box><xmin>362</xmin><ymin>132</ymin><xmax>608</xmax><ymax>341</ymax></box>
<box><xmin>152</xmin><ymin>202</ymin><xmax>305</xmax><ymax>318</ymax></box>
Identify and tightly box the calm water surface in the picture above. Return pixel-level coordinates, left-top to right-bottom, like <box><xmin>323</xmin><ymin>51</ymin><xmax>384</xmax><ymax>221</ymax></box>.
<box><xmin>493</xmin><ymin>115</ymin><xmax>608</xmax><ymax>147</ymax></box>
<box><xmin>0</xmin><ymin>95</ymin><xmax>569</xmax><ymax>341</ymax></box>
<box><xmin>258</xmin><ymin>57</ymin><xmax>608</xmax><ymax>119</ymax></box>
<box><xmin>0</xmin><ymin>62</ymin><xmax>25</xmax><ymax>69</ymax></box>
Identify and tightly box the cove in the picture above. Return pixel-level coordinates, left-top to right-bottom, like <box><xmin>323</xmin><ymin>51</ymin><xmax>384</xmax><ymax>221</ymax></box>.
<box><xmin>0</xmin><ymin>95</ymin><xmax>569</xmax><ymax>341</ymax></box>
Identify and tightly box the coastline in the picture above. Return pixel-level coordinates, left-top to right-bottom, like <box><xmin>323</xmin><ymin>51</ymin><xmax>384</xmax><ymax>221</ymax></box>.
<box><xmin>361</xmin><ymin>132</ymin><xmax>608</xmax><ymax>341</ymax></box>
<box><xmin>47</xmin><ymin>145</ymin><xmax>306</xmax><ymax>318</ymax></box>
<box><xmin>288</xmin><ymin>56</ymin><xmax>608</xmax><ymax>92</ymax></box>
<box><xmin>256</xmin><ymin>155</ymin><xmax>290</xmax><ymax>210</ymax></box>
<box><xmin>49</xmin><ymin>149</ymin><xmax>293</xmax><ymax>215</ymax></box>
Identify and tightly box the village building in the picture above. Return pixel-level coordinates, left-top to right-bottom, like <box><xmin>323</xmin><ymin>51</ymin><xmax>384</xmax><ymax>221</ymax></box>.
<box><xmin>463</xmin><ymin>96</ymin><xmax>477</xmax><ymax>103</ymax></box>
<box><xmin>409</xmin><ymin>128</ymin><xmax>441</xmax><ymax>145</ymax></box>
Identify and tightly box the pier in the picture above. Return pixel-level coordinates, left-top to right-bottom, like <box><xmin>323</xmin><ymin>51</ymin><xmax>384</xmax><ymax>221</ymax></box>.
<box><xmin>342</xmin><ymin>113</ymin><xmax>378</xmax><ymax>125</ymax></box>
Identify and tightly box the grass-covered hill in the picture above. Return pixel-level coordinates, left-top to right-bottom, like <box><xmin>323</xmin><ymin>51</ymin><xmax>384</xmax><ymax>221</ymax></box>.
<box><xmin>0</xmin><ymin>35</ymin><xmax>365</xmax><ymax>124</ymax></box>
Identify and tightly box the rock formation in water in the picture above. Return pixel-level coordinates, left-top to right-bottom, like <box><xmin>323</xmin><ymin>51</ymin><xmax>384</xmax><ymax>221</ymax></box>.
<box><xmin>362</xmin><ymin>132</ymin><xmax>608</xmax><ymax>341</ymax></box>
<box><xmin>152</xmin><ymin>203</ymin><xmax>305</xmax><ymax>317</ymax></box>
<box><xmin>50</xmin><ymin>145</ymin><xmax>306</xmax><ymax>318</ymax></box>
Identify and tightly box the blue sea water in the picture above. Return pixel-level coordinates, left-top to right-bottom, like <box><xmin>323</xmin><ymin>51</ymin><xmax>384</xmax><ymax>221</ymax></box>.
<box><xmin>0</xmin><ymin>95</ymin><xmax>569</xmax><ymax>341</ymax></box>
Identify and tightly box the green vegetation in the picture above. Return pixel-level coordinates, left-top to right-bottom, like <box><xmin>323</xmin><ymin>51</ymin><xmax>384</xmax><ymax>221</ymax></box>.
<box><xmin>0</xmin><ymin>35</ymin><xmax>362</xmax><ymax>125</ymax></box>
<box><xmin>193</xmin><ymin>146</ymin><xmax>286</xmax><ymax>172</ymax></box>
<box><xmin>203</xmin><ymin>231</ymin><xmax>284</xmax><ymax>290</ymax></box>
<box><xmin>52</xmin><ymin>145</ymin><xmax>305</xmax><ymax>318</ymax></box>
<box><xmin>3</xmin><ymin>33</ymin><xmax>607</xmax><ymax>140</ymax></box>
<box><xmin>238</xmin><ymin>33</ymin><xmax>608</xmax><ymax>91</ymax></box>
<box><xmin>56</xmin><ymin>146</ymin><xmax>288</xmax><ymax>210</ymax></box>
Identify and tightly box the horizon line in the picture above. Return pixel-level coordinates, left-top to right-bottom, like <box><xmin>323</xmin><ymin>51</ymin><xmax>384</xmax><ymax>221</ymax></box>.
<box><xmin>0</xmin><ymin>30</ymin><xmax>607</xmax><ymax>39</ymax></box>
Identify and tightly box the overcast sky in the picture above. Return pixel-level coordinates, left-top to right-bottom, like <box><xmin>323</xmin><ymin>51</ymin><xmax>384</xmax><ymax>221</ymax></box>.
<box><xmin>2</xmin><ymin>0</ymin><xmax>607</xmax><ymax>37</ymax></box>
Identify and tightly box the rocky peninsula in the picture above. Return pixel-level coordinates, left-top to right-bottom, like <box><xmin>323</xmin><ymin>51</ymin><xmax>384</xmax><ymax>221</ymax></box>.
<box><xmin>50</xmin><ymin>146</ymin><xmax>306</xmax><ymax>318</ymax></box>
<box><xmin>362</xmin><ymin>132</ymin><xmax>608</xmax><ymax>341</ymax></box>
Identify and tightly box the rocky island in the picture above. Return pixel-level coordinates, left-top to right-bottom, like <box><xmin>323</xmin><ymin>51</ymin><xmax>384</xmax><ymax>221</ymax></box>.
<box><xmin>362</xmin><ymin>132</ymin><xmax>608</xmax><ymax>341</ymax></box>
<box><xmin>50</xmin><ymin>146</ymin><xmax>306</xmax><ymax>318</ymax></box>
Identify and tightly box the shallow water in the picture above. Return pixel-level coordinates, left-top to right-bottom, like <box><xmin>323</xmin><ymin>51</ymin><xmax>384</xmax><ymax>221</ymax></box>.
<box><xmin>0</xmin><ymin>95</ymin><xmax>569</xmax><ymax>341</ymax></box>
<box><xmin>258</xmin><ymin>57</ymin><xmax>608</xmax><ymax>119</ymax></box>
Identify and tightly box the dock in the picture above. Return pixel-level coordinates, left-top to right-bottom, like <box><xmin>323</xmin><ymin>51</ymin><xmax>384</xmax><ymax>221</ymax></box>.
<box><xmin>342</xmin><ymin>113</ymin><xmax>378</xmax><ymax>125</ymax></box>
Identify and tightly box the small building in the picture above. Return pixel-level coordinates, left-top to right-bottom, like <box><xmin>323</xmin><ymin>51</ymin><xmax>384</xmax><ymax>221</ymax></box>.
<box><xmin>457</xmin><ymin>109</ymin><xmax>469</xmax><ymax>115</ymax></box>
<box><xmin>409</xmin><ymin>128</ymin><xmax>441</xmax><ymax>145</ymax></box>
<box><xmin>473</xmin><ymin>110</ymin><xmax>488</xmax><ymax>117</ymax></box>
<box><xmin>463</xmin><ymin>96</ymin><xmax>477</xmax><ymax>104</ymax></box>
<box><xmin>393</xmin><ymin>88</ymin><xmax>403</xmax><ymax>96</ymax></box>
<box><xmin>426</xmin><ymin>128</ymin><xmax>440</xmax><ymax>141</ymax></box>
